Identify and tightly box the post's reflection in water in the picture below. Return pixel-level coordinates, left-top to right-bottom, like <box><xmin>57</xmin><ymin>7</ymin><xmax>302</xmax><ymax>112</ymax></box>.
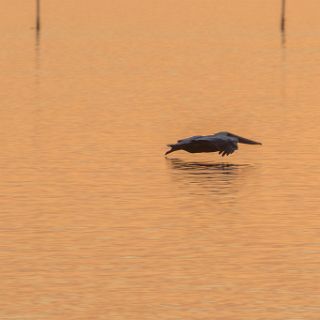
<box><xmin>166</xmin><ymin>158</ymin><xmax>251</xmax><ymax>197</ymax></box>
<box><xmin>281</xmin><ymin>28</ymin><xmax>286</xmax><ymax>48</ymax></box>
<box><xmin>35</xmin><ymin>26</ymin><xmax>41</xmax><ymax>72</ymax></box>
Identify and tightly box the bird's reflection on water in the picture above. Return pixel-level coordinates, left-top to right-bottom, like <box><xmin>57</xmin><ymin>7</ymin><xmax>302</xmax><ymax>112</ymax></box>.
<box><xmin>168</xmin><ymin>158</ymin><xmax>246</xmax><ymax>171</ymax></box>
<box><xmin>167</xmin><ymin>158</ymin><xmax>251</xmax><ymax>196</ymax></box>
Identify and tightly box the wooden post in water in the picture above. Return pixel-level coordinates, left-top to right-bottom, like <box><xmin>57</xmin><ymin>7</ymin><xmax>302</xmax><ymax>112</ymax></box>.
<box><xmin>36</xmin><ymin>0</ymin><xmax>41</xmax><ymax>31</ymax></box>
<box><xmin>280</xmin><ymin>0</ymin><xmax>286</xmax><ymax>32</ymax></box>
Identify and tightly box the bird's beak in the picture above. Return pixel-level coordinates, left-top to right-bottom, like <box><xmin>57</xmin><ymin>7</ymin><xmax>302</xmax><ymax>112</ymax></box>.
<box><xmin>232</xmin><ymin>134</ymin><xmax>262</xmax><ymax>145</ymax></box>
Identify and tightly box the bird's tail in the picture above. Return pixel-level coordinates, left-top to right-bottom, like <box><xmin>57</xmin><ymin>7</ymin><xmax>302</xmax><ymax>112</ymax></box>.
<box><xmin>165</xmin><ymin>144</ymin><xmax>177</xmax><ymax>156</ymax></box>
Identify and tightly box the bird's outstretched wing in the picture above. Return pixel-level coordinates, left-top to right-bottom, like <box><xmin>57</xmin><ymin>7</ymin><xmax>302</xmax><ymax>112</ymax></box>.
<box><xmin>198</xmin><ymin>136</ymin><xmax>238</xmax><ymax>156</ymax></box>
<box><xmin>177</xmin><ymin>135</ymin><xmax>203</xmax><ymax>144</ymax></box>
<box><xmin>177</xmin><ymin>136</ymin><xmax>238</xmax><ymax>156</ymax></box>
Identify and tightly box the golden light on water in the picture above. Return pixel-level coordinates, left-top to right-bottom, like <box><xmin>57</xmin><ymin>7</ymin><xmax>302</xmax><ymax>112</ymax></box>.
<box><xmin>0</xmin><ymin>1</ymin><xmax>320</xmax><ymax>319</ymax></box>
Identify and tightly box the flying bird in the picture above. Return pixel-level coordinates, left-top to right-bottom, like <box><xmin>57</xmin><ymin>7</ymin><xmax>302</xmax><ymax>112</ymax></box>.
<box><xmin>165</xmin><ymin>131</ymin><xmax>262</xmax><ymax>156</ymax></box>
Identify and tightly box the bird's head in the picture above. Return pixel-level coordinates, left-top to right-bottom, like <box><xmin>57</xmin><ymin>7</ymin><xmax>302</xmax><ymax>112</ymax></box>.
<box><xmin>226</xmin><ymin>132</ymin><xmax>262</xmax><ymax>145</ymax></box>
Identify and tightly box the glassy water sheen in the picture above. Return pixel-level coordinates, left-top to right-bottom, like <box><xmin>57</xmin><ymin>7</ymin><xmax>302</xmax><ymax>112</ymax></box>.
<box><xmin>1</xmin><ymin>1</ymin><xmax>320</xmax><ymax>319</ymax></box>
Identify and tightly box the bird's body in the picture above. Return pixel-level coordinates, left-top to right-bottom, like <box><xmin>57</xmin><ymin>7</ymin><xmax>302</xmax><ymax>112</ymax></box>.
<box><xmin>165</xmin><ymin>131</ymin><xmax>261</xmax><ymax>156</ymax></box>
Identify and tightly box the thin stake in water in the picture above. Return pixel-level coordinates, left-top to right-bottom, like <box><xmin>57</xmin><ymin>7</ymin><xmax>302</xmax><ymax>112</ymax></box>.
<box><xmin>280</xmin><ymin>0</ymin><xmax>286</xmax><ymax>32</ymax></box>
<box><xmin>36</xmin><ymin>0</ymin><xmax>40</xmax><ymax>31</ymax></box>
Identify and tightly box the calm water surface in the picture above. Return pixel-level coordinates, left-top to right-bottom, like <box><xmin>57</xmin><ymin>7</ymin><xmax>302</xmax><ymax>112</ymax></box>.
<box><xmin>1</xmin><ymin>1</ymin><xmax>320</xmax><ymax>319</ymax></box>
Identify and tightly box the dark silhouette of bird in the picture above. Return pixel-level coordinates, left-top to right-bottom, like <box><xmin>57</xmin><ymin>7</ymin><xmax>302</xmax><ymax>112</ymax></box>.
<box><xmin>165</xmin><ymin>131</ymin><xmax>262</xmax><ymax>156</ymax></box>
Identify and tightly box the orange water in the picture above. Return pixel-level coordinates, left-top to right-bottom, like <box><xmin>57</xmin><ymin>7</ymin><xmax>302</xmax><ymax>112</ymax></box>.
<box><xmin>1</xmin><ymin>1</ymin><xmax>320</xmax><ymax>319</ymax></box>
